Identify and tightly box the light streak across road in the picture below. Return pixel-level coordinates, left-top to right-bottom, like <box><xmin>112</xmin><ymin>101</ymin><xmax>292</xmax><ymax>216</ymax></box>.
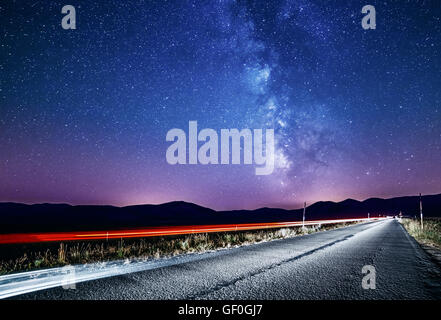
<box><xmin>0</xmin><ymin>217</ymin><xmax>386</xmax><ymax>244</ymax></box>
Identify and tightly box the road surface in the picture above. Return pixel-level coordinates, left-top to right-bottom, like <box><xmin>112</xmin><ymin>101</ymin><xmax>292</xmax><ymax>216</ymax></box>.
<box><xmin>14</xmin><ymin>219</ymin><xmax>441</xmax><ymax>299</ymax></box>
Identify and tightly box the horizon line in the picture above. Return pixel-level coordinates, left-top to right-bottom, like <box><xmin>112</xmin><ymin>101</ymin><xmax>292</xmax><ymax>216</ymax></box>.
<box><xmin>1</xmin><ymin>191</ymin><xmax>440</xmax><ymax>212</ymax></box>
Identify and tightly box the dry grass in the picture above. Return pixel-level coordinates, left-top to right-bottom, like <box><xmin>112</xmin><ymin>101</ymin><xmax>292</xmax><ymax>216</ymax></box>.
<box><xmin>0</xmin><ymin>222</ymin><xmax>354</xmax><ymax>275</ymax></box>
<box><xmin>401</xmin><ymin>218</ymin><xmax>441</xmax><ymax>249</ymax></box>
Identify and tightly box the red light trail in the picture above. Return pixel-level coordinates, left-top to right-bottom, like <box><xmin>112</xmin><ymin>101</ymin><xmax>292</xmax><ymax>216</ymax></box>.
<box><xmin>0</xmin><ymin>217</ymin><xmax>386</xmax><ymax>244</ymax></box>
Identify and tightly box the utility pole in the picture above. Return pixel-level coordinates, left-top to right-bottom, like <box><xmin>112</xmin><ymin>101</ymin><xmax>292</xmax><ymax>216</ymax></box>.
<box><xmin>419</xmin><ymin>193</ymin><xmax>423</xmax><ymax>230</ymax></box>
<box><xmin>302</xmin><ymin>202</ymin><xmax>306</xmax><ymax>229</ymax></box>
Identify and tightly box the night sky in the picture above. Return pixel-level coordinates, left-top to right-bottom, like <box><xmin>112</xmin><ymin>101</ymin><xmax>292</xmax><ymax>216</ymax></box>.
<box><xmin>1</xmin><ymin>0</ymin><xmax>440</xmax><ymax>210</ymax></box>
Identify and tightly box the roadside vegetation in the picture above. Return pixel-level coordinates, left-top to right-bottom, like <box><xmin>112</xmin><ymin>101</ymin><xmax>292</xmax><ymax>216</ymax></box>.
<box><xmin>401</xmin><ymin>218</ymin><xmax>441</xmax><ymax>249</ymax></box>
<box><xmin>0</xmin><ymin>222</ymin><xmax>356</xmax><ymax>275</ymax></box>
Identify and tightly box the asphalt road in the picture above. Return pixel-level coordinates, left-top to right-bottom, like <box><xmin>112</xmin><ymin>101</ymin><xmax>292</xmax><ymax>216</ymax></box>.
<box><xmin>16</xmin><ymin>219</ymin><xmax>441</xmax><ymax>300</ymax></box>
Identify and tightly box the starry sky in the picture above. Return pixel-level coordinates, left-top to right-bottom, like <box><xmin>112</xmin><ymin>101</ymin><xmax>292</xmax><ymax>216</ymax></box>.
<box><xmin>1</xmin><ymin>0</ymin><xmax>440</xmax><ymax>210</ymax></box>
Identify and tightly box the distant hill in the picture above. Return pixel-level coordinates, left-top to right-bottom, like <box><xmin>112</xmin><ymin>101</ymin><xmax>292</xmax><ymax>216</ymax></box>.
<box><xmin>0</xmin><ymin>193</ymin><xmax>440</xmax><ymax>233</ymax></box>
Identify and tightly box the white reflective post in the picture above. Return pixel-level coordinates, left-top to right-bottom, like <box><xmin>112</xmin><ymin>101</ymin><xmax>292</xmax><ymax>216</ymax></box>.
<box><xmin>302</xmin><ymin>202</ymin><xmax>306</xmax><ymax>229</ymax></box>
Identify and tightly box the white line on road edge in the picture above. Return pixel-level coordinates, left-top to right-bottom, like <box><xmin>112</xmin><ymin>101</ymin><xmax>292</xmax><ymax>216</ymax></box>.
<box><xmin>0</xmin><ymin>251</ymin><xmax>229</xmax><ymax>299</ymax></box>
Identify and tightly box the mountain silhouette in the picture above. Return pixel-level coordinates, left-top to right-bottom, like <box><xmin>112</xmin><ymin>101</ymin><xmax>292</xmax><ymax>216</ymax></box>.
<box><xmin>0</xmin><ymin>193</ymin><xmax>440</xmax><ymax>233</ymax></box>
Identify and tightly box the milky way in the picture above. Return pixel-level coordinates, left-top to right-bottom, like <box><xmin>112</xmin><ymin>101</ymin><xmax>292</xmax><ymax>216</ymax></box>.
<box><xmin>1</xmin><ymin>1</ymin><xmax>440</xmax><ymax>210</ymax></box>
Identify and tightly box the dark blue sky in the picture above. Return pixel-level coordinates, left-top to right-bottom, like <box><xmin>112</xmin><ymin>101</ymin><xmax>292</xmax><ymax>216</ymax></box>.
<box><xmin>1</xmin><ymin>0</ymin><xmax>440</xmax><ymax>210</ymax></box>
